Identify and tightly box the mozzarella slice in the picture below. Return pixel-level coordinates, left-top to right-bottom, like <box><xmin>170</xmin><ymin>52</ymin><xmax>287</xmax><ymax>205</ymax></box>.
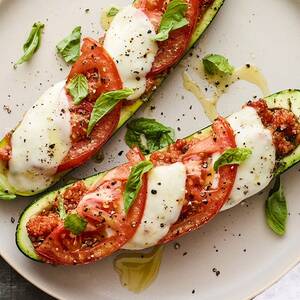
<box><xmin>103</xmin><ymin>6</ymin><xmax>158</xmax><ymax>100</ymax></box>
<box><xmin>123</xmin><ymin>162</ymin><xmax>186</xmax><ymax>250</ymax></box>
<box><xmin>222</xmin><ymin>106</ymin><xmax>276</xmax><ymax>210</ymax></box>
<box><xmin>8</xmin><ymin>81</ymin><xmax>71</xmax><ymax>193</ymax></box>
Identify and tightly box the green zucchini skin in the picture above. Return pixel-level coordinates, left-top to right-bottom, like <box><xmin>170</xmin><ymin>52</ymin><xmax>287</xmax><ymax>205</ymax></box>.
<box><xmin>0</xmin><ymin>0</ymin><xmax>225</xmax><ymax>198</ymax></box>
<box><xmin>16</xmin><ymin>89</ymin><xmax>300</xmax><ymax>262</ymax></box>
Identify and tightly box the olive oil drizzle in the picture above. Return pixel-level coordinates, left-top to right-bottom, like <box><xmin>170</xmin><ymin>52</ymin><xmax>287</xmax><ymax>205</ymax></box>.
<box><xmin>183</xmin><ymin>71</ymin><xmax>218</xmax><ymax>121</ymax></box>
<box><xmin>100</xmin><ymin>6</ymin><xmax>119</xmax><ymax>31</ymax></box>
<box><xmin>183</xmin><ymin>62</ymin><xmax>270</xmax><ymax>121</ymax></box>
<box><xmin>114</xmin><ymin>246</ymin><xmax>164</xmax><ymax>293</ymax></box>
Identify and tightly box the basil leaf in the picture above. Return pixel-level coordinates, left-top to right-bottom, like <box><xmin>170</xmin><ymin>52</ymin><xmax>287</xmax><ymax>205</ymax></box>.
<box><xmin>203</xmin><ymin>54</ymin><xmax>234</xmax><ymax>76</ymax></box>
<box><xmin>87</xmin><ymin>88</ymin><xmax>134</xmax><ymax>135</ymax></box>
<box><xmin>56</xmin><ymin>26</ymin><xmax>81</xmax><ymax>64</ymax></box>
<box><xmin>124</xmin><ymin>161</ymin><xmax>153</xmax><ymax>213</ymax></box>
<box><xmin>214</xmin><ymin>148</ymin><xmax>252</xmax><ymax>171</ymax></box>
<box><xmin>57</xmin><ymin>194</ymin><xmax>67</xmax><ymax>220</ymax></box>
<box><xmin>154</xmin><ymin>0</ymin><xmax>188</xmax><ymax>42</ymax></box>
<box><xmin>265</xmin><ymin>177</ymin><xmax>287</xmax><ymax>236</ymax></box>
<box><xmin>125</xmin><ymin>118</ymin><xmax>175</xmax><ymax>155</ymax></box>
<box><xmin>15</xmin><ymin>22</ymin><xmax>44</xmax><ymax>65</ymax></box>
<box><xmin>0</xmin><ymin>190</ymin><xmax>16</xmax><ymax>201</ymax></box>
<box><xmin>158</xmin><ymin>131</ymin><xmax>175</xmax><ymax>149</ymax></box>
<box><xmin>107</xmin><ymin>7</ymin><xmax>119</xmax><ymax>17</ymax></box>
<box><xmin>67</xmin><ymin>74</ymin><xmax>89</xmax><ymax>105</ymax></box>
<box><xmin>64</xmin><ymin>213</ymin><xmax>87</xmax><ymax>235</ymax></box>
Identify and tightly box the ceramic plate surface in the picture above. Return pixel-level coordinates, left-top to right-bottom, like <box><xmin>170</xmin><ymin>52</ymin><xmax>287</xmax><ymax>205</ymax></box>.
<box><xmin>1</xmin><ymin>0</ymin><xmax>300</xmax><ymax>299</ymax></box>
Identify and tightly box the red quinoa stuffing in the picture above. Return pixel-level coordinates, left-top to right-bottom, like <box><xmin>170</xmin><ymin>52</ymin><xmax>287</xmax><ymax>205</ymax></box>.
<box><xmin>247</xmin><ymin>99</ymin><xmax>300</xmax><ymax>157</ymax></box>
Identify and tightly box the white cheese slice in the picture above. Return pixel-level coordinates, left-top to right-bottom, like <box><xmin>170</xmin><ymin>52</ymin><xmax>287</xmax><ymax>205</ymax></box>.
<box><xmin>103</xmin><ymin>5</ymin><xmax>158</xmax><ymax>100</ymax></box>
<box><xmin>222</xmin><ymin>106</ymin><xmax>276</xmax><ymax>211</ymax></box>
<box><xmin>8</xmin><ymin>81</ymin><xmax>72</xmax><ymax>193</ymax></box>
<box><xmin>123</xmin><ymin>162</ymin><xmax>186</xmax><ymax>250</ymax></box>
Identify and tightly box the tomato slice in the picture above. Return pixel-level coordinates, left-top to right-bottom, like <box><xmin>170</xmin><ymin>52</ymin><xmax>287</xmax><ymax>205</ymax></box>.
<box><xmin>160</xmin><ymin>117</ymin><xmax>237</xmax><ymax>244</ymax></box>
<box><xmin>68</xmin><ymin>38</ymin><xmax>122</xmax><ymax>102</ymax></box>
<box><xmin>0</xmin><ymin>134</ymin><xmax>11</xmax><ymax>162</ymax></box>
<box><xmin>36</xmin><ymin>148</ymin><xmax>148</xmax><ymax>265</ymax></box>
<box><xmin>135</xmin><ymin>0</ymin><xmax>165</xmax><ymax>30</ymax></box>
<box><xmin>137</xmin><ymin>0</ymin><xmax>200</xmax><ymax>76</ymax></box>
<box><xmin>57</xmin><ymin>38</ymin><xmax>123</xmax><ymax>172</ymax></box>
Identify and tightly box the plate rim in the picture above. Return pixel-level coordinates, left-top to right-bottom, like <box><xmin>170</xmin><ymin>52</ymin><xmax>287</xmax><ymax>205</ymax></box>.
<box><xmin>1</xmin><ymin>0</ymin><xmax>300</xmax><ymax>299</ymax></box>
<box><xmin>1</xmin><ymin>238</ymin><xmax>300</xmax><ymax>300</ymax></box>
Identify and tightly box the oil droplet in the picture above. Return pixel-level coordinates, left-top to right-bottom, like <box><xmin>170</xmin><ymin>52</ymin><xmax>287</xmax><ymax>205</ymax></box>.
<box><xmin>114</xmin><ymin>246</ymin><xmax>164</xmax><ymax>293</ymax></box>
<box><xmin>234</xmin><ymin>65</ymin><xmax>269</xmax><ymax>96</ymax></box>
<box><xmin>92</xmin><ymin>149</ymin><xmax>104</xmax><ymax>163</ymax></box>
<box><xmin>100</xmin><ymin>6</ymin><xmax>119</xmax><ymax>31</ymax></box>
<box><xmin>183</xmin><ymin>62</ymin><xmax>270</xmax><ymax>121</ymax></box>
<box><xmin>183</xmin><ymin>71</ymin><xmax>218</xmax><ymax>121</ymax></box>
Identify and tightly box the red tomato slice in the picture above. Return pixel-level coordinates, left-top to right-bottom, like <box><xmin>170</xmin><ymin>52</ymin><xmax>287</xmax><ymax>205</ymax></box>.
<box><xmin>57</xmin><ymin>38</ymin><xmax>123</xmax><ymax>173</ymax></box>
<box><xmin>135</xmin><ymin>0</ymin><xmax>165</xmax><ymax>30</ymax></box>
<box><xmin>138</xmin><ymin>0</ymin><xmax>199</xmax><ymax>76</ymax></box>
<box><xmin>0</xmin><ymin>134</ymin><xmax>11</xmax><ymax>162</ymax></box>
<box><xmin>36</xmin><ymin>149</ymin><xmax>148</xmax><ymax>265</ymax></box>
<box><xmin>80</xmin><ymin>37</ymin><xmax>99</xmax><ymax>56</ymax></box>
<box><xmin>160</xmin><ymin>117</ymin><xmax>237</xmax><ymax>244</ymax></box>
<box><xmin>136</xmin><ymin>0</ymin><xmax>166</xmax><ymax>11</ymax></box>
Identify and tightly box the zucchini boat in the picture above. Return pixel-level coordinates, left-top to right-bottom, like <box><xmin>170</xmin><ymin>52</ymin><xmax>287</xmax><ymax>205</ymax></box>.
<box><xmin>16</xmin><ymin>89</ymin><xmax>300</xmax><ymax>264</ymax></box>
<box><xmin>0</xmin><ymin>0</ymin><xmax>224</xmax><ymax>198</ymax></box>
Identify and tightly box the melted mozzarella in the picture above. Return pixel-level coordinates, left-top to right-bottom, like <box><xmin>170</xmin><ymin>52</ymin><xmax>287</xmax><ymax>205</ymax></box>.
<box><xmin>123</xmin><ymin>163</ymin><xmax>186</xmax><ymax>250</ymax></box>
<box><xmin>222</xmin><ymin>106</ymin><xmax>276</xmax><ymax>211</ymax></box>
<box><xmin>8</xmin><ymin>81</ymin><xmax>71</xmax><ymax>193</ymax></box>
<box><xmin>103</xmin><ymin>6</ymin><xmax>158</xmax><ymax>100</ymax></box>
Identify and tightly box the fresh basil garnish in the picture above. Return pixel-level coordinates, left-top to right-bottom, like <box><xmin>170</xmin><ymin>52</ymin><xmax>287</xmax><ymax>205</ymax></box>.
<box><xmin>64</xmin><ymin>213</ymin><xmax>87</xmax><ymax>235</ymax></box>
<box><xmin>67</xmin><ymin>74</ymin><xmax>89</xmax><ymax>105</ymax></box>
<box><xmin>56</xmin><ymin>26</ymin><xmax>81</xmax><ymax>64</ymax></box>
<box><xmin>87</xmin><ymin>88</ymin><xmax>134</xmax><ymax>135</ymax></box>
<box><xmin>203</xmin><ymin>54</ymin><xmax>234</xmax><ymax>76</ymax></box>
<box><xmin>15</xmin><ymin>22</ymin><xmax>44</xmax><ymax>66</ymax></box>
<box><xmin>265</xmin><ymin>177</ymin><xmax>287</xmax><ymax>236</ymax></box>
<box><xmin>0</xmin><ymin>190</ymin><xmax>16</xmax><ymax>201</ymax></box>
<box><xmin>125</xmin><ymin>118</ymin><xmax>175</xmax><ymax>155</ymax></box>
<box><xmin>154</xmin><ymin>0</ymin><xmax>189</xmax><ymax>42</ymax></box>
<box><xmin>214</xmin><ymin>148</ymin><xmax>252</xmax><ymax>171</ymax></box>
<box><xmin>107</xmin><ymin>7</ymin><xmax>119</xmax><ymax>17</ymax></box>
<box><xmin>124</xmin><ymin>161</ymin><xmax>153</xmax><ymax>213</ymax></box>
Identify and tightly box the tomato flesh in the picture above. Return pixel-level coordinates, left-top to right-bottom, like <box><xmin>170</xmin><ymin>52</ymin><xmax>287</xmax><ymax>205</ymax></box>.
<box><xmin>159</xmin><ymin>117</ymin><xmax>237</xmax><ymax>244</ymax></box>
<box><xmin>57</xmin><ymin>39</ymin><xmax>123</xmax><ymax>172</ymax></box>
<box><xmin>35</xmin><ymin>148</ymin><xmax>148</xmax><ymax>265</ymax></box>
<box><xmin>142</xmin><ymin>0</ymin><xmax>200</xmax><ymax>75</ymax></box>
<box><xmin>0</xmin><ymin>134</ymin><xmax>11</xmax><ymax>162</ymax></box>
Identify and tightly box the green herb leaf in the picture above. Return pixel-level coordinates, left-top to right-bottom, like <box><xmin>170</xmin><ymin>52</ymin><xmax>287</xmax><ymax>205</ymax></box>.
<box><xmin>15</xmin><ymin>22</ymin><xmax>44</xmax><ymax>65</ymax></box>
<box><xmin>214</xmin><ymin>148</ymin><xmax>252</xmax><ymax>171</ymax></box>
<box><xmin>0</xmin><ymin>190</ymin><xmax>16</xmax><ymax>201</ymax></box>
<box><xmin>87</xmin><ymin>88</ymin><xmax>134</xmax><ymax>135</ymax></box>
<box><xmin>67</xmin><ymin>74</ymin><xmax>89</xmax><ymax>105</ymax></box>
<box><xmin>124</xmin><ymin>161</ymin><xmax>153</xmax><ymax>213</ymax></box>
<box><xmin>56</xmin><ymin>26</ymin><xmax>81</xmax><ymax>64</ymax></box>
<box><xmin>64</xmin><ymin>213</ymin><xmax>87</xmax><ymax>235</ymax></box>
<box><xmin>125</xmin><ymin>118</ymin><xmax>175</xmax><ymax>155</ymax></box>
<box><xmin>154</xmin><ymin>0</ymin><xmax>188</xmax><ymax>42</ymax></box>
<box><xmin>57</xmin><ymin>194</ymin><xmax>67</xmax><ymax>219</ymax></box>
<box><xmin>107</xmin><ymin>6</ymin><xmax>119</xmax><ymax>17</ymax></box>
<box><xmin>265</xmin><ymin>177</ymin><xmax>287</xmax><ymax>236</ymax></box>
<box><xmin>202</xmin><ymin>54</ymin><xmax>234</xmax><ymax>76</ymax></box>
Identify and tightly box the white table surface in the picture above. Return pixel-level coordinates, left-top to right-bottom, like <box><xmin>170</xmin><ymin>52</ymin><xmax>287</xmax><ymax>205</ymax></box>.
<box><xmin>255</xmin><ymin>263</ymin><xmax>300</xmax><ymax>300</ymax></box>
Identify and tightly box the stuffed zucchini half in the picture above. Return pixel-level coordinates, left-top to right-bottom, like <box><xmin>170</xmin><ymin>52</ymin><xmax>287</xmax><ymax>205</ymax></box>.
<box><xmin>16</xmin><ymin>89</ymin><xmax>300</xmax><ymax>264</ymax></box>
<box><xmin>0</xmin><ymin>0</ymin><xmax>224</xmax><ymax>199</ymax></box>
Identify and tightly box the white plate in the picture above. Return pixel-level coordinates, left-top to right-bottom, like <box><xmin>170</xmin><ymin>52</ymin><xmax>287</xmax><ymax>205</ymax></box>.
<box><xmin>1</xmin><ymin>0</ymin><xmax>300</xmax><ymax>299</ymax></box>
